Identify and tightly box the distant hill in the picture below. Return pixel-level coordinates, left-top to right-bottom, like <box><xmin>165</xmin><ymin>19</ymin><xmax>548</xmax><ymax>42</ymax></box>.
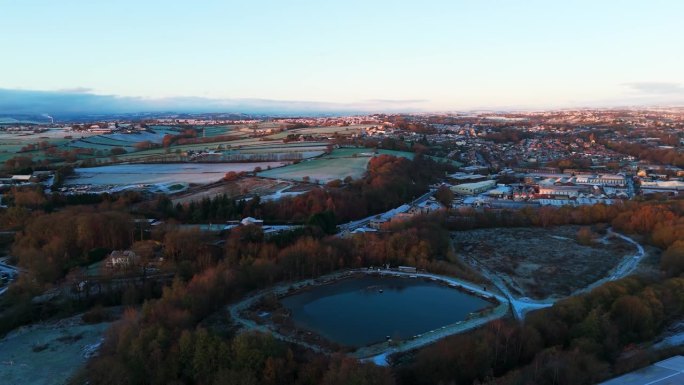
<box><xmin>0</xmin><ymin>88</ymin><xmax>420</xmax><ymax>122</ymax></box>
<box><xmin>0</xmin><ymin>114</ymin><xmax>53</xmax><ymax>125</ymax></box>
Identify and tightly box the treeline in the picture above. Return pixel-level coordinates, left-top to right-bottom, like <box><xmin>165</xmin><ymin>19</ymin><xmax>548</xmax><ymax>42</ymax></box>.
<box><xmin>482</xmin><ymin>127</ymin><xmax>535</xmax><ymax>143</ymax></box>
<box><xmin>11</xmin><ymin>207</ymin><xmax>134</xmax><ymax>284</ymax></box>
<box><xmin>155</xmin><ymin>194</ymin><xmax>263</xmax><ymax>223</ymax></box>
<box><xmin>161</xmin><ymin>129</ymin><xmax>198</xmax><ymax>147</ymax></box>
<box><xmin>222</xmin><ymin>217</ymin><xmax>474</xmax><ymax>289</ymax></box>
<box><xmin>604</xmin><ymin>140</ymin><xmax>684</xmax><ymax>167</ymax></box>
<box><xmin>546</xmin><ymin>157</ymin><xmax>592</xmax><ymax>171</ymax></box>
<box><xmin>4</xmin><ymin>147</ymin><xmax>95</xmax><ymax>169</ymax></box>
<box><xmin>79</xmin><ymin>217</ymin><xmax>465</xmax><ymax>384</ymax></box>
<box><xmin>390</xmin><ymin>119</ymin><xmax>436</xmax><ymax>134</ymax></box>
<box><xmin>81</xmin><ymin>263</ymin><xmax>393</xmax><ymax>385</ymax></box>
<box><xmin>0</xmin><ymin>186</ymin><xmax>143</xmax><ymax>226</ymax></box>
<box><xmin>437</xmin><ymin>200</ymin><xmax>683</xmax><ymax>242</ymax></box>
<box><xmin>161</xmin><ymin>127</ymin><xmax>242</xmax><ymax>148</ymax></box>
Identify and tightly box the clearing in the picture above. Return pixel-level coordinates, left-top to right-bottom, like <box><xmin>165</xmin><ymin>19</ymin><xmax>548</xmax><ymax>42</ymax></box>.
<box><xmin>451</xmin><ymin>226</ymin><xmax>636</xmax><ymax>300</ymax></box>
<box><xmin>0</xmin><ymin>314</ymin><xmax>110</xmax><ymax>385</ymax></box>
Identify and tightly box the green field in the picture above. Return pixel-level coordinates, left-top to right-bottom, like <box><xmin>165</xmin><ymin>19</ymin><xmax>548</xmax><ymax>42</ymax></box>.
<box><xmin>0</xmin><ymin>137</ymin><xmax>72</xmax><ymax>162</ymax></box>
<box><xmin>258</xmin><ymin>156</ymin><xmax>370</xmax><ymax>184</ymax></box>
<box><xmin>327</xmin><ymin>147</ymin><xmax>414</xmax><ymax>159</ymax></box>
<box><xmin>257</xmin><ymin>148</ymin><xmax>414</xmax><ymax>184</ymax></box>
<box><xmin>198</xmin><ymin>126</ymin><xmax>233</xmax><ymax>137</ymax></box>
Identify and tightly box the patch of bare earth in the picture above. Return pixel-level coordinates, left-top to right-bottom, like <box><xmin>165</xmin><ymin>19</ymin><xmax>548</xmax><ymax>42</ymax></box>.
<box><xmin>452</xmin><ymin>226</ymin><xmax>634</xmax><ymax>300</ymax></box>
<box><xmin>171</xmin><ymin>177</ymin><xmax>300</xmax><ymax>204</ymax></box>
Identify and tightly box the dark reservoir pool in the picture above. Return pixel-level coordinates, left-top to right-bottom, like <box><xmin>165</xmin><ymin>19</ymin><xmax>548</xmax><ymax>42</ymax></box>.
<box><xmin>280</xmin><ymin>275</ymin><xmax>490</xmax><ymax>348</ymax></box>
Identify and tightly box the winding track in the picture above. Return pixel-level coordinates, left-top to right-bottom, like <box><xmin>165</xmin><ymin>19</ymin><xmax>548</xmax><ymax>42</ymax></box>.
<box><xmin>0</xmin><ymin>261</ymin><xmax>23</xmax><ymax>296</ymax></box>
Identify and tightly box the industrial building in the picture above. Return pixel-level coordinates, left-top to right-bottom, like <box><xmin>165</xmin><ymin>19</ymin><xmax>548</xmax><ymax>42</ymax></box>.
<box><xmin>450</xmin><ymin>180</ymin><xmax>496</xmax><ymax>195</ymax></box>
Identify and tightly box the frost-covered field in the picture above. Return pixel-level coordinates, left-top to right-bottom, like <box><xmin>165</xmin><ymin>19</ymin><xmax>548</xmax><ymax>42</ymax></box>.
<box><xmin>67</xmin><ymin>162</ymin><xmax>287</xmax><ymax>185</ymax></box>
<box><xmin>0</xmin><ymin>317</ymin><xmax>110</xmax><ymax>385</ymax></box>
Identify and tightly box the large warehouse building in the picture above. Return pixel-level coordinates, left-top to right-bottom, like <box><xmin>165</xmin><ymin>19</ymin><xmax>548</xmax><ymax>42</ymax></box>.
<box><xmin>450</xmin><ymin>180</ymin><xmax>496</xmax><ymax>195</ymax></box>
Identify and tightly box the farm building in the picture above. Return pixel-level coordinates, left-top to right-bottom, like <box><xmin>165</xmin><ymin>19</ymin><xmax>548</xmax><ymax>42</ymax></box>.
<box><xmin>599</xmin><ymin>355</ymin><xmax>684</xmax><ymax>385</ymax></box>
<box><xmin>11</xmin><ymin>175</ymin><xmax>34</xmax><ymax>183</ymax></box>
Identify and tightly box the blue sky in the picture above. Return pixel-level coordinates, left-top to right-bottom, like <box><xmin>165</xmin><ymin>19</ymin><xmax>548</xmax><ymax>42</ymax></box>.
<box><xmin>1</xmin><ymin>0</ymin><xmax>684</xmax><ymax>113</ymax></box>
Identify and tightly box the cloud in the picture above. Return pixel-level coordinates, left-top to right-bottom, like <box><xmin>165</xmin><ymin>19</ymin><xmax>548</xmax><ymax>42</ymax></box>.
<box><xmin>622</xmin><ymin>82</ymin><xmax>684</xmax><ymax>95</ymax></box>
<box><xmin>0</xmin><ymin>88</ymin><xmax>428</xmax><ymax>117</ymax></box>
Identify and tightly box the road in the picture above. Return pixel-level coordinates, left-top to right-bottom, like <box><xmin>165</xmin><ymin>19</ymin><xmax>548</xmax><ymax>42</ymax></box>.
<box><xmin>653</xmin><ymin>321</ymin><xmax>684</xmax><ymax>350</ymax></box>
<box><xmin>259</xmin><ymin>180</ymin><xmax>308</xmax><ymax>201</ymax></box>
<box><xmin>0</xmin><ymin>261</ymin><xmax>22</xmax><ymax>296</ymax></box>
<box><xmin>462</xmin><ymin>254</ymin><xmax>553</xmax><ymax>319</ymax></box>
<box><xmin>336</xmin><ymin>189</ymin><xmax>435</xmax><ymax>234</ymax></box>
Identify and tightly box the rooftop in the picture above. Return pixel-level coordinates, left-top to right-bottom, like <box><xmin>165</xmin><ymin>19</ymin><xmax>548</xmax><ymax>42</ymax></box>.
<box><xmin>598</xmin><ymin>355</ymin><xmax>684</xmax><ymax>385</ymax></box>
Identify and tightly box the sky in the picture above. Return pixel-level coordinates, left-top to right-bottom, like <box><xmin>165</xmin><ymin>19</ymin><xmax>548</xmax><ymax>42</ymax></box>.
<box><xmin>1</xmin><ymin>0</ymin><xmax>684</xmax><ymax>114</ymax></box>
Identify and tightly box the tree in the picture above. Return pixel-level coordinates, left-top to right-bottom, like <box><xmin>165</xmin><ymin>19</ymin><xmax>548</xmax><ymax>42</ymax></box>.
<box><xmin>110</xmin><ymin>147</ymin><xmax>127</xmax><ymax>156</ymax></box>
<box><xmin>163</xmin><ymin>228</ymin><xmax>206</xmax><ymax>262</ymax></box>
<box><xmin>661</xmin><ymin>240</ymin><xmax>684</xmax><ymax>277</ymax></box>
<box><xmin>434</xmin><ymin>185</ymin><xmax>454</xmax><ymax>207</ymax></box>
<box><xmin>576</xmin><ymin>227</ymin><xmax>596</xmax><ymax>246</ymax></box>
<box><xmin>321</xmin><ymin>356</ymin><xmax>394</xmax><ymax>385</ymax></box>
<box><xmin>10</xmin><ymin>186</ymin><xmax>47</xmax><ymax>208</ymax></box>
<box><xmin>134</xmin><ymin>140</ymin><xmax>156</xmax><ymax>151</ymax></box>
<box><xmin>307</xmin><ymin>211</ymin><xmax>337</xmax><ymax>235</ymax></box>
<box><xmin>3</xmin><ymin>155</ymin><xmax>34</xmax><ymax>173</ymax></box>
<box><xmin>224</xmin><ymin>171</ymin><xmax>240</xmax><ymax>181</ymax></box>
<box><xmin>610</xmin><ymin>295</ymin><xmax>654</xmax><ymax>342</ymax></box>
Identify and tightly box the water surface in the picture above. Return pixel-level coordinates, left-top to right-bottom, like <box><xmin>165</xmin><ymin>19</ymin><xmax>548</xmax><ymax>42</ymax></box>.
<box><xmin>281</xmin><ymin>275</ymin><xmax>490</xmax><ymax>347</ymax></box>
